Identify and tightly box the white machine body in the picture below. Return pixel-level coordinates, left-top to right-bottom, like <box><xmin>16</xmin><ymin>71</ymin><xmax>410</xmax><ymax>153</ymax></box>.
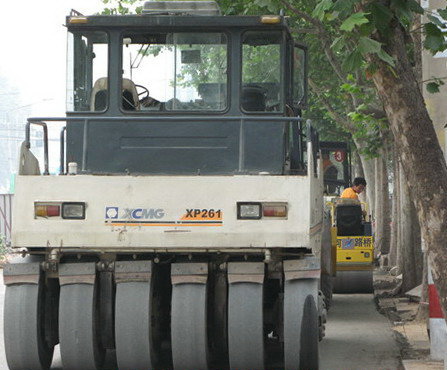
<box><xmin>13</xmin><ymin>174</ymin><xmax>321</xmax><ymax>252</ymax></box>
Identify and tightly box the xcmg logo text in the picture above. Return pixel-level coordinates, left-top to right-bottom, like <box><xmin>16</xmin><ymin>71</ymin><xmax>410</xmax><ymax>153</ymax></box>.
<box><xmin>105</xmin><ymin>207</ymin><xmax>165</xmax><ymax>219</ymax></box>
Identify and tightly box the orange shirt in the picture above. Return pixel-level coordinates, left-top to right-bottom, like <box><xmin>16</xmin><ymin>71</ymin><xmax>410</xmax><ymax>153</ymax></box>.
<box><xmin>340</xmin><ymin>187</ymin><xmax>358</xmax><ymax>200</ymax></box>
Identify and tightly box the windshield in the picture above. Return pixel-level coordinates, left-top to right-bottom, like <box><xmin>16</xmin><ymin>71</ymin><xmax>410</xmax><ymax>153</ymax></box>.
<box><xmin>121</xmin><ymin>32</ymin><xmax>228</xmax><ymax>111</ymax></box>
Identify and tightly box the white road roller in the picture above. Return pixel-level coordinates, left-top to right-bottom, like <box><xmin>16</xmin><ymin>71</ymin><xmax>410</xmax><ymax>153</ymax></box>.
<box><xmin>4</xmin><ymin>2</ymin><xmax>332</xmax><ymax>369</ymax></box>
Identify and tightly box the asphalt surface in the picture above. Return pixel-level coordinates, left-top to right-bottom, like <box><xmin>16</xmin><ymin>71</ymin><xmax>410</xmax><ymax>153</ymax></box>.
<box><xmin>0</xmin><ymin>273</ymin><xmax>401</xmax><ymax>370</ymax></box>
<box><xmin>320</xmin><ymin>293</ymin><xmax>402</xmax><ymax>370</ymax></box>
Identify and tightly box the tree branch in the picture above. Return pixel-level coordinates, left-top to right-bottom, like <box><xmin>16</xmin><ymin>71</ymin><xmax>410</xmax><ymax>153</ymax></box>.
<box><xmin>308</xmin><ymin>78</ymin><xmax>356</xmax><ymax>133</ymax></box>
<box><xmin>280</xmin><ymin>0</ymin><xmax>360</xmax><ymax>111</ymax></box>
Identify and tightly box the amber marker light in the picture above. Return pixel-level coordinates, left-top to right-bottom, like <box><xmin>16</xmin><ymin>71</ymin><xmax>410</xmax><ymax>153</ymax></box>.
<box><xmin>260</xmin><ymin>15</ymin><xmax>281</xmax><ymax>24</ymax></box>
<box><xmin>35</xmin><ymin>203</ymin><xmax>61</xmax><ymax>218</ymax></box>
<box><xmin>263</xmin><ymin>203</ymin><xmax>288</xmax><ymax>218</ymax></box>
<box><xmin>69</xmin><ymin>17</ymin><xmax>88</xmax><ymax>24</ymax></box>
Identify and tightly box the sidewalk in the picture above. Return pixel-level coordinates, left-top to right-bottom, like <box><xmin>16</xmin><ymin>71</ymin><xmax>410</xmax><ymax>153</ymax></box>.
<box><xmin>374</xmin><ymin>270</ymin><xmax>444</xmax><ymax>370</ymax></box>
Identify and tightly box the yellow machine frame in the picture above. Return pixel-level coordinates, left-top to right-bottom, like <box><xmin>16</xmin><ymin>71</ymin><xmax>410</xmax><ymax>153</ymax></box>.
<box><xmin>327</xmin><ymin>200</ymin><xmax>374</xmax><ymax>272</ymax></box>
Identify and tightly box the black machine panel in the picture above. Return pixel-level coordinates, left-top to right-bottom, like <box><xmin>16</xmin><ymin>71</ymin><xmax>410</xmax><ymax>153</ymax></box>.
<box><xmin>66</xmin><ymin>119</ymin><xmax>286</xmax><ymax>175</ymax></box>
<box><xmin>336</xmin><ymin>203</ymin><xmax>363</xmax><ymax>236</ymax></box>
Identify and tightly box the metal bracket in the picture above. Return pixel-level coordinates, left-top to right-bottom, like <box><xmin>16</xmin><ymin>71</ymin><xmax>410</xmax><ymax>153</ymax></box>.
<box><xmin>58</xmin><ymin>262</ymin><xmax>96</xmax><ymax>285</ymax></box>
<box><xmin>283</xmin><ymin>257</ymin><xmax>320</xmax><ymax>281</ymax></box>
<box><xmin>3</xmin><ymin>262</ymin><xmax>41</xmax><ymax>286</ymax></box>
<box><xmin>115</xmin><ymin>260</ymin><xmax>152</xmax><ymax>283</ymax></box>
<box><xmin>171</xmin><ymin>263</ymin><xmax>208</xmax><ymax>285</ymax></box>
<box><xmin>227</xmin><ymin>262</ymin><xmax>265</xmax><ymax>284</ymax></box>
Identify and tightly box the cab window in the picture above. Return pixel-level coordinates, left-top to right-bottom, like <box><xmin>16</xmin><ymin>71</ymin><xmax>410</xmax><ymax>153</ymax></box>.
<box><xmin>242</xmin><ymin>31</ymin><xmax>283</xmax><ymax>112</ymax></box>
<box><xmin>66</xmin><ymin>30</ymin><xmax>108</xmax><ymax>112</ymax></box>
<box><xmin>121</xmin><ymin>32</ymin><xmax>228</xmax><ymax>111</ymax></box>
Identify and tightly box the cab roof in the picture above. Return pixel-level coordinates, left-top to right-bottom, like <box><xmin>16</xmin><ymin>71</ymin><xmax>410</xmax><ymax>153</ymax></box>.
<box><xmin>66</xmin><ymin>13</ymin><xmax>290</xmax><ymax>31</ymax></box>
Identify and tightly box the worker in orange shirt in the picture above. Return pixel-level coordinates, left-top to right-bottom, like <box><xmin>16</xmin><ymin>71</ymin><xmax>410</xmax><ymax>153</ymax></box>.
<box><xmin>341</xmin><ymin>177</ymin><xmax>367</xmax><ymax>200</ymax></box>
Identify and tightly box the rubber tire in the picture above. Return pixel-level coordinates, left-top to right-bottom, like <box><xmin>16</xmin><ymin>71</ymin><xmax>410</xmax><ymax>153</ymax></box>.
<box><xmin>59</xmin><ymin>283</ymin><xmax>105</xmax><ymax>370</ymax></box>
<box><xmin>115</xmin><ymin>281</ymin><xmax>154</xmax><ymax>370</ymax></box>
<box><xmin>228</xmin><ymin>282</ymin><xmax>264</xmax><ymax>370</ymax></box>
<box><xmin>299</xmin><ymin>295</ymin><xmax>319</xmax><ymax>370</ymax></box>
<box><xmin>4</xmin><ymin>283</ymin><xmax>54</xmax><ymax>370</ymax></box>
<box><xmin>284</xmin><ymin>279</ymin><xmax>319</xmax><ymax>370</ymax></box>
<box><xmin>171</xmin><ymin>283</ymin><xmax>208</xmax><ymax>370</ymax></box>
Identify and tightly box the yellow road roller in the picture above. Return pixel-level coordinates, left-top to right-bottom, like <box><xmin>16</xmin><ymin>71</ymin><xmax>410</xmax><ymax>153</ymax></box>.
<box><xmin>329</xmin><ymin>199</ymin><xmax>374</xmax><ymax>293</ymax></box>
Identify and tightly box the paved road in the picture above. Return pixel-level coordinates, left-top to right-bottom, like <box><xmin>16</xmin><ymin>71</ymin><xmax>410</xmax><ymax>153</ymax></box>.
<box><xmin>320</xmin><ymin>293</ymin><xmax>402</xmax><ymax>370</ymax></box>
<box><xmin>0</xmin><ymin>274</ymin><xmax>401</xmax><ymax>370</ymax></box>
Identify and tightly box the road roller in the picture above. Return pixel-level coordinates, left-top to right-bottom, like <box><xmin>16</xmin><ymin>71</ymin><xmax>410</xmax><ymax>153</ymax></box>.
<box><xmin>4</xmin><ymin>2</ymin><xmax>332</xmax><ymax>369</ymax></box>
<box><xmin>320</xmin><ymin>142</ymin><xmax>373</xmax><ymax>294</ymax></box>
<box><xmin>328</xmin><ymin>199</ymin><xmax>374</xmax><ymax>293</ymax></box>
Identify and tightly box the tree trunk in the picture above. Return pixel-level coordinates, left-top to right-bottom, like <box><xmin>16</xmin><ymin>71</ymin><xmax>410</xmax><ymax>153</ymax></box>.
<box><xmin>416</xmin><ymin>252</ymin><xmax>429</xmax><ymax>321</ymax></box>
<box><xmin>355</xmin><ymin>145</ymin><xmax>375</xmax><ymax>217</ymax></box>
<box><xmin>374</xmin><ymin>156</ymin><xmax>382</xmax><ymax>246</ymax></box>
<box><xmin>369</xmin><ymin>22</ymin><xmax>447</xmax><ymax>318</ymax></box>
<box><xmin>374</xmin><ymin>148</ymin><xmax>391</xmax><ymax>255</ymax></box>
<box><xmin>399</xmin><ymin>163</ymin><xmax>423</xmax><ymax>293</ymax></box>
<box><xmin>388</xmin><ymin>146</ymin><xmax>399</xmax><ymax>267</ymax></box>
<box><xmin>352</xmin><ymin>150</ymin><xmax>364</xmax><ymax>179</ymax></box>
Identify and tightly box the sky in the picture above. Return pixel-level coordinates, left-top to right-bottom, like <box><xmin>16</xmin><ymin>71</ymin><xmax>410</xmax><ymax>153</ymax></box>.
<box><xmin>0</xmin><ymin>1</ymin><xmax>107</xmax><ymax>183</ymax></box>
<box><xmin>0</xmin><ymin>1</ymin><xmax>105</xmax><ymax>116</ymax></box>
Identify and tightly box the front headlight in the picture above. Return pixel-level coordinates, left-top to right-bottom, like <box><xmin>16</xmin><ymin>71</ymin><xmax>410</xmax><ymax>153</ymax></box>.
<box><xmin>237</xmin><ymin>202</ymin><xmax>262</xmax><ymax>219</ymax></box>
<box><xmin>62</xmin><ymin>202</ymin><xmax>86</xmax><ymax>219</ymax></box>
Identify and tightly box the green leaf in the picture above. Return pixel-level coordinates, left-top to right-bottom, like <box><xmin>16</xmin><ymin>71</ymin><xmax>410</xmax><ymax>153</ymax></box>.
<box><xmin>391</xmin><ymin>0</ymin><xmax>413</xmax><ymax>28</ymax></box>
<box><xmin>356</xmin><ymin>103</ymin><xmax>368</xmax><ymax>111</ymax></box>
<box><xmin>427</xmin><ymin>14</ymin><xmax>445</xmax><ymax>28</ymax></box>
<box><xmin>377</xmin><ymin>49</ymin><xmax>395</xmax><ymax>67</ymax></box>
<box><xmin>330</xmin><ymin>36</ymin><xmax>345</xmax><ymax>53</ymax></box>
<box><xmin>253</xmin><ymin>0</ymin><xmax>278</xmax><ymax>13</ymax></box>
<box><xmin>340</xmin><ymin>12</ymin><xmax>370</xmax><ymax>32</ymax></box>
<box><xmin>369</xmin><ymin>2</ymin><xmax>393</xmax><ymax>33</ymax></box>
<box><xmin>332</xmin><ymin>0</ymin><xmax>357</xmax><ymax>17</ymax></box>
<box><xmin>438</xmin><ymin>9</ymin><xmax>447</xmax><ymax>20</ymax></box>
<box><xmin>407</xmin><ymin>0</ymin><xmax>424</xmax><ymax>14</ymax></box>
<box><xmin>342</xmin><ymin>50</ymin><xmax>363</xmax><ymax>71</ymax></box>
<box><xmin>358</xmin><ymin>20</ymin><xmax>376</xmax><ymax>36</ymax></box>
<box><xmin>425</xmin><ymin>22</ymin><xmax>444</xmax><ymax>36</ymax></box>
<box><xmin>424</xmin><ymin>23</ymin><xmax>446</xmax><ymax>53</ymax></box>
<box><xmin>312</xmin><ymin>0</ymin><xmax>333</xmax><ymax>20</ymax></box>
<box><xmin>426</xmin><ymin>82</ymin><xmax>440</xmax><ymax>93</ymax></box>
<box><xmin>358</xmin><ymin>37</ymin><xmax>382</xmax><ymax>54</ymax></box>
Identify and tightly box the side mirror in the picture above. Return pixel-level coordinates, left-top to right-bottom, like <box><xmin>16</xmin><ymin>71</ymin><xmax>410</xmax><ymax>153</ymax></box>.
<box><xmin>293</xmin><ymin>43</ymin><xmax>308</xmax><ymax>109</ymax></box>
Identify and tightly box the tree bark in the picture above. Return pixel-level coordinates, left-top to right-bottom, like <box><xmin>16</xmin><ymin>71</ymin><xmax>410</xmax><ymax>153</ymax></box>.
<box><xmin>399</xmin><ymin>163</ymin><xmax>423</xmax><ymax>293</ymax></box>
<box><xmin>352</xmin><ymin>150</ymin><xmax>364</xmax><ymax>179</ymax></box>
<box><xmin>369</xmin><ymin>22</ymin><xmax>447</xmax><ymax>318</ymax></box>
<box><xmin>374</xmin><ymin>148</ymin><xmax>391</xmax><ymax>256</ymax></box>
<box><xmin>388</xmin><ymin>145</ymin><xmax>399</xmax><ymax>267</ymax></box>
<box><xmin>355</xmin><ymin>146</ymin><xmax>376</xmax><ymax>216</ymax></box>
<box><xmin>416</xmin><ymin>252</ymin><xmax>429</xmax><ymax>321</ymax></box>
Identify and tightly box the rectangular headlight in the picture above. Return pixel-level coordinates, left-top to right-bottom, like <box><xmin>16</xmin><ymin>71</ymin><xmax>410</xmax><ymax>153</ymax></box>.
<box><xmin>237</xmin><ymin>202</ymin><xmax>262</xmax><ymax>220</ymax></box>
<box><xmin>62</xmin><ymin>202</ymin><xmax>86</xmax><ymax>219</ymax></box>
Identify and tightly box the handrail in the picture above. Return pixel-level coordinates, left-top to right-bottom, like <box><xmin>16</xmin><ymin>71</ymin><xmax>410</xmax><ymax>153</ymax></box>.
<box><xmin>27</xmin><ymin>115</ymin><xmax>303</xmax><ymax>123</ymax></box>
<box><xmin>25</xmin><ymin>115</ymin><xmax>305</xmax><ymax>175</ymax></box>
<box><xmin>60</xmin><ymin>127</ymin><xmax>67</xmax><ymax>175</ymax></box>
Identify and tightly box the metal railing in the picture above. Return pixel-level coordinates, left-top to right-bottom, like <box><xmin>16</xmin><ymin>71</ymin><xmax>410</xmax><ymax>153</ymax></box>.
<box><xmin>26</xmin><ymin>115</ymin><xmax>307</xmax><ymax>175</ymax></box>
